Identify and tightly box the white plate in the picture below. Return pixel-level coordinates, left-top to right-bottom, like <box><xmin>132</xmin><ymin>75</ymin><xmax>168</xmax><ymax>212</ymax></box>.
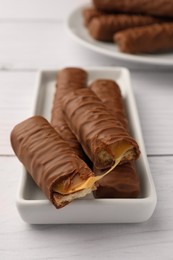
<box><xmin>66</xmin><ymin>6</ymin><xmax>173</xmax><ymax>67</ymax></box>
<box><xmin>16</xmin><ymin>67</ymin><xmax>157</xmax><ymax>224</ymax></box>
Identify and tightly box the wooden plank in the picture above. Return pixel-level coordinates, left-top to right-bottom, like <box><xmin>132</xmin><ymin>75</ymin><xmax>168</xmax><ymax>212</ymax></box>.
<box><xmin>132</xmin><ymin>71</ymin><xmax>173</xmax><ymax>155</ymax></box>
<box><xmin>0</xmin><ymin>0</ymin><xmax>90</xmax><ymax>20</ymax></box>
<box><xmin>0</xmin><ymin>71</ymin><xmax>37</xmax><ymax>154</ymax></box>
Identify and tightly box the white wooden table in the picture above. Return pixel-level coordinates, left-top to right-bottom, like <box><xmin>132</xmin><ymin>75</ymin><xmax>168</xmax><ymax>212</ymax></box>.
<box><xmin>0</xmin><ymin>1</ymin><xmax>173</xmax><ymax>259</ymax></box>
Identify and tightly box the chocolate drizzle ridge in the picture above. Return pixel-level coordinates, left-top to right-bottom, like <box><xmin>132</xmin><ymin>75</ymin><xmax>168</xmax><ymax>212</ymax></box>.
<box><xmin>90</xmin><ymin>79</ymin><xmax>140</xmax><ymax>198</ymax></box>
<box><xmin>93</xmin><ymin>0</ymin><xmax>173</xmax><ymax>18</ymax></box>
<box><xmin>114</xmin><ymin>22</ymin><xmax>173</xmax><ymax>54</ymax></box>
<box><xmin>10</xmin><ymin>116</ymin><xmax>95</xmax><ymax>208</ymax></box>
<box><xmin>61</xmin><ymin>87</ymin><xmax>140</xmax><ymax>170</ymax></box>
<box><xmin>51</xmin><ymin>68</ymin><xmax>88</xmax><ymax>160</ymax></box>
<box><xmin>88</xmin><ymin>14</ymin><xmax>162</xmax><ymax>42</ymax></box>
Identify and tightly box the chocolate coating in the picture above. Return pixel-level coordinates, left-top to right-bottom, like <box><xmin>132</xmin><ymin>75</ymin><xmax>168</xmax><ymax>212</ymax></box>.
<box><xmin>51</xmin><ymin>68</ymin><xmax>87</xmax><ymax>159</ymax></box>
<box><xmin>57</xmin><ymin>68</ymin><xmax>87</xmax><ymax>93</ymax></box>
<box><xmin>93</xmin><ymin>0</ymin><xmax>173</xmax><ymax>18</ymax></box>
<box><xmin>61</xmin><ymin>88</ymin><xmax>140</xmax><ymax>169</ymax></box>
<box><xmin>93</xmin><ymin>162</ymin><xmax>140</xmax><ymax>198</ymax></box>
<box><xmin>10</xmin><ymin>116</ymin><xmax>94</xmax><ymax>208</ymax></box>
<box><xmin>91</xmin><ymin>79</ymin><xmax>140</xmax><ymax>198</ymax></box>
<box><xmin>114</xmin><ymin>22</ymin><xmax>173</xmax><ymax>54</ymax></box>
<box><xmin>82</xmin><ymin>7</ymin><xmax>104</xmax><ymax>26</ymax></box>
<box><xmin>90</xmin><ymin>79</ymin><xmax>128</xmax><ymax>128</ymax></box>
<box><xmin>88</xmin><ymin>14</ymin><xmax>161</xmax><ymax>42</ymax></box>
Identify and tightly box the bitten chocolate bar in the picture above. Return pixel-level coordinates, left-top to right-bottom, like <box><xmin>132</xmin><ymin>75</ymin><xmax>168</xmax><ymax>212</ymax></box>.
<box><xmin>62</xmin><ymin>88</ymin><xmax>140</xmax><ymax>170</ymax></box>
<box><xmin>93</xmin><ymin>0</ymin><xmax>173</xmax><ymax>18</ymax></box>
<box><xmin>10</xmin><ymin>116</ymin><xmax>96</xmax><ymax>208</ymax></box>
<box><xmin>51</xmin><ymin>68</ymin><xmax>87</xmax><ymax>159</ymax></box>
<box><xmin>88</xmin><ymin>14</ymin><xmax>161</xmax><ymax>42</ymax></box>
<box><xmin>91</xmin><ymin>79</ymin><xmax>140</xmax><ymax>198</ymax></box>
<box><xmin>114</xmin><ymin>22</ymin><xmax>173</xmax><ymax>54</ymax></box>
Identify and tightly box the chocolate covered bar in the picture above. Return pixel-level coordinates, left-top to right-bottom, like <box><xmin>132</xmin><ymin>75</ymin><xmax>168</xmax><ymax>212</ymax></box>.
<box><xmin>93</xmin><ymin>0</ymin><xmax>173</xmax><ymax>18</ymax></box>
<box><xmin>114</xmin><ymin>22</ymin><xmax>173</xmax><ymax>54</ymax></box>
<box><xmin>57</xmin><ymin>67</ymin><xmax>87</xmax><ymax>94</ymax></box>
<box><xmin>51</xmin><ymin>68</ymin><xmax>87</xmax><ymax>159</ymax></box>
<box><xmin>82</xmin><ymin>7</ymin><xmax>104</xmax><ymax>26</ymax></box>
<box><xmin>91</xmin><ymin>79</ymin><xmax>140</xmax><ymax>198</ymax></box>
<box><xmin>93</xmin><ymin>162</ymin><xmax>140</xmax><ymax>198</ymax></box>
<box><xmin>61</xmin><ymin>88</ymin><xmax>140</xmax><ymax>170</ymax></box>
<box><xmin>90</xmin><ymin>79</ymin><xmax>128</xmax><ymax>132</ymax></box>
<box><xmin>11</xmin><ymin>116</ymin><xmax>97</xmax><ymax>208</ymax></box>
<box><xmin>88</xmin><ymin>14</ymin><xmax>161</xmax><ymax>42</ymax></box>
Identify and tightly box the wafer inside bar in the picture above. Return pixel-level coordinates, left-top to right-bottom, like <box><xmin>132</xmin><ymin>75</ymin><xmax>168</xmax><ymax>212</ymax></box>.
<box><xmin>91</xmin><ymin>79</ymin><xmax>140</xmax><ymax>198</ymax></box>
<box><xmin>51</xmin><ymin>68</ymin><xmax>87</xmax><ymax>159</ymax></box>
<box><xmin>88</xmin><ymin>14</ymin><xmax>161</xmax><ymax>42</ymax></box>
<box><xmin>10</xmin><ymin>116</ymin><xmax>96</xmax><ymax>208</ymax></box>
<box><xmin>93</xmin><ymin>0</ymin><xmax>173</xmax><ymax>18</ymax></box>
<box><xmin>114</xmin><ymin>22</ymin><xmax>173</xmax><ymax>54</ymax></box>
<box><xmin>62</xmin><ymin>88</ymin><xmax>140</xmax><ymax>170</ymax></box>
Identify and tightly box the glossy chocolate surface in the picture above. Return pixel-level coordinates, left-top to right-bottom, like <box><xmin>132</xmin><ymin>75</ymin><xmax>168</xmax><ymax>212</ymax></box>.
<box><xmin>11</xmin><ymin>116</ymin><xmax>94</xmax><ymax>208</ymax></box>
<box><xmin>114</xmin><ymin>23</ymin><xmax>173</xmax><ymax>54</ymax></box>
<box><xmin>88</xmin><ymin>14</ymin><xmax>161</xmax><ymax>42</ymax></box>
<box><xmin>62</xmin><ymin>87</ymin><xmax>140</xmax><ymax>169</ymax></box>
<box><xmin>51</xmin><ymin>68</ymin><xmax>88</xmax><ymax>159</ymax></box>
<box><xmin>91</xmin><ymin>79</ymin><xmax>140</xmax><ymax>198</ymax></box>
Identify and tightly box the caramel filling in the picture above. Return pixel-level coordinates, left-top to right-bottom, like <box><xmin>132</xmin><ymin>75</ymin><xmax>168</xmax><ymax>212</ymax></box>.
<box><xmin>53</xmin><ymin>142</ymin><xmax>133</xmax><ymax>195</ymax></box>
<box><xmin>110</xmin><ymin>142</ymin><xmax>133</xmax><ymax>160</ymax></box>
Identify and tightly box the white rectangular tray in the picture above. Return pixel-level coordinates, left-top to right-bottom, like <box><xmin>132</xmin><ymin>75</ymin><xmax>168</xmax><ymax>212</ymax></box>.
<box><xmin>16</xmin><ymin>67</ymin><xmax>157</xmax><ymax>224</ymax></box>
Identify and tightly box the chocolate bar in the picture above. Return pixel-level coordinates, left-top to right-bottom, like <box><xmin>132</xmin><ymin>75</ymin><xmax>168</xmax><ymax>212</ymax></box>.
<box><xmin>88</xmin><ymin>14</ymin><xmax>161</xmax><ymax>42</ymax></box>
<box><xmin>61</xmin><ymin>88</ymin><xmax>140</xmax><ymax>170</ymax></box>
<box><xmin>91</xmin><ymin>79</ymin><xmax>140</xmax><ymax>198</ymax></box>
<box><xmin>82</xmin><ymin>7</ymin><xmax>104</xmax><ymax>26</ymax></box>
<box><xmin>57</xmin><ymin>67</ymin><xmax>87</xmax><ymax>94</ymax></box>
<box><xmin>93</xmin><ymin>162</ymin><xmax>140</xmax><ymax>198</ymax></box>
<box><xmin>114</xmin><ymin>22</ymin><xmax>173</xmax><ymax>54</ymax></box>
<box><xmin>10</xmin><ymin>116</ymin><xmax>96</xmax><ymax>208</ymax></box>
<box><xmin>51</xmin><ymin>68</ymin><xmax>87</xmax><ymax>159</ymax></box>
<box><xmin>93</xmin><ymin>0</ymin><xmax>173</xmax><ymax>18</ymax></box>
<box><xmin>90</xmin><ymin>79</ymin><xmax>128</xmax><ymax>132</ymax></box>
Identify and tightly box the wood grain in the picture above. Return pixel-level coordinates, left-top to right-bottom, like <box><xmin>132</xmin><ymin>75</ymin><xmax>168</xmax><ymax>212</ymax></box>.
<box><xmin>0</xmin><ymin>0</ymin><xmax>89</xmax><ymax>20</ymax></box>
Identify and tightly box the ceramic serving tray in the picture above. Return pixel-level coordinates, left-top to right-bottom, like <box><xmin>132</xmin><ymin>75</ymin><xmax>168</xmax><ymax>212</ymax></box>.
<box><xmin>16</xmin><ymin>67</ymin><xmax>157</xmax><ymax>224</ymax></box>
